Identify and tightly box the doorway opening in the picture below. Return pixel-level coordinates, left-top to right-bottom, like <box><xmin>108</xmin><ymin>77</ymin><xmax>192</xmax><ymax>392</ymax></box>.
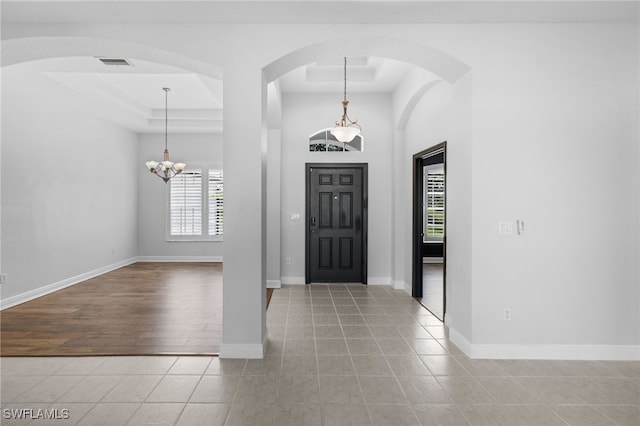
<box><xmin>305</xmin><ymin>163</ymin><xmax>368</xmax><ymax>284</ymax></box>
<box><xmin>412</xmin><ymin>142</ymin><xmax>446</xmax><ymax>321</ymax></box>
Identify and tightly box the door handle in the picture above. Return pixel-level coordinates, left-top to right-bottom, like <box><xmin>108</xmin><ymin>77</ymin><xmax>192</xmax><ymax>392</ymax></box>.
<box><xmin>311</xmin><ymin>217</ymin><xmax>316</xmax><ymax>226</ymax></box>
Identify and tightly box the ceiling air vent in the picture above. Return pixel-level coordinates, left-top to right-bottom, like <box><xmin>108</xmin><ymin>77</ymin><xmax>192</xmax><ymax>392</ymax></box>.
<box><xmin>97</xmin><ymin>58</ymin><xmax>132</xmax><ymax>66</ymax></box>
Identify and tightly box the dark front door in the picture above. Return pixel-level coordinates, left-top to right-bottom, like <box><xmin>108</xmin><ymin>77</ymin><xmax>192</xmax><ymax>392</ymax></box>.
<box><xmin>306</xmin><ymin>163</ymin><xmax>367</xmax><ymax>283</ymax></box>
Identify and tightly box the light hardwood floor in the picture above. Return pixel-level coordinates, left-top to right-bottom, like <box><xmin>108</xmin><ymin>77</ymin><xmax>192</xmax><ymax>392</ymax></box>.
<box><xmin>1</xmin><ymin>262</ymin><xmax>223</xmax><ymax>356</ymax></box>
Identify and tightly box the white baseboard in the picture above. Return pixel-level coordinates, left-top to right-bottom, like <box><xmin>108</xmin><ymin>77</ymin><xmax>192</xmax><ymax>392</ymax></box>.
<box><xmin>282</xmin><ymin>277</ymin><xmax>397</xmax><ymax>286</ymax></box>
<box><xmin>448</xmin><ymin>328</ymin><xmax>640</xmax><ymax>361</ymax></box>
<box><xmin>368</xmin><ymin>276</ymin><xmax>392</xmax><ymax>286</ymax></box>
<box><xmin>282</xmin><ymin>276</ymin><xmax>397</xmax><ymax>287</ymax></box>
<box><xmin>219</xmin><ymin>343</ymin><xmax>265</xmax><ymax>359</ymax></box>
<box><xmin>444</xmin><ymin>313</ymin><xmax>453</xmax><ymax>327</ymax></box>
<box><xmin>281</xmin><ymin>276</ymin><xmax>305</xmax><ymax>285</ymax></box>
<box><xmin>137</xmin><ymin>256</ymin><xmax>223</xmax><ymax>262</ymax></box>
<box><xmin>392</xmin><ymin>280</ymin><xmax>409</xmax><ymax>291</ymax></box>
<box><xmin>219</xmin><ymin>336</ymin><xmax>267</xmax><ymax>359</ymax></box>
<box><xmin>1</xmin><ymin>257</ymin><xmax>138</xmax><ymax>310</ymax></box>
<box><xmin>266</xmin><ymin>280</ymin><xmax>281</xmax><ymax>289</ymax></box>
<box><xmin>423</xmin><ymin>257</ymin><xmax>444</xmax><ymax>264</ymax></box>
<box><xmin>449</xmin><ymin>327</ymin><xmax>473</xmax><ymax>357</ymax></box>
<box><xmin>471</xmin><ymin>343</ymin><xmax>640</xmax><ymax>361</ymax></box>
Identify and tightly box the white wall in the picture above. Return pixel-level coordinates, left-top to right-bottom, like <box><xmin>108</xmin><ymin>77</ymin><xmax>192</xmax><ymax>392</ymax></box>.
<box><xmin>466</xmin><ymin>24</ymin><xmax>639</xmax><ymax>355</ymax></box>
<box><xmin>137</xmin><ymin>133</ymin><xmax>223</xmax><ymax>260</ymax></box>
<box><xmin>2</xmin><ymin>18</ymin><xmax>638</xmax><ymax>359</ymax></box>
<box><xmin>445</xmin><ymin>73</ymin><xmax>474</xmax><ymax>343</ymax></box>
<box><xmin>266</xmin><ymin>129</ymin><xmax>282</xmax><ymax>286</ymax></box>
<box><xmin>1</xmin><ymin>60</ymin><xmax>138</xmax><ymax>305</ymax></box>
<box><xmin>266</xmin><ymin>82</ymin><xmax>283</xmax><ymax>287</ymax></box>
<box><xmin>402</xmin><ymin>74</ymin><xmax>474</xmax><ymax>341</ymax></box>
<box><xmin>280</xmin><ymin>92</ymin><xmax>394</xmax><ymax>284</ymax></box>
<box><xmin>400</xmin><ymin>24</ymin><xmax>639</xmax><ymax>357</ymax></box>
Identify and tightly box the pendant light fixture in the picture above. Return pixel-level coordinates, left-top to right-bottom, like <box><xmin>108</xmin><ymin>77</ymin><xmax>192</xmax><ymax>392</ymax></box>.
<box><xmin>145</xmin><ymin>87</ymin><xmax>186</xmax><ymax>183</ymax></box>
<box><xmin>331</xmin><ymin>56</ymin><xmax>361</xmax><ymax>150</ymax></box>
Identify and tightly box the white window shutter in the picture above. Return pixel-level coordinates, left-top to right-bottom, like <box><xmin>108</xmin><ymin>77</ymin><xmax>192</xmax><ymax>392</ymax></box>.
<box><xmin>208</xmin><ymin>170</ymin><xmax>224</xmax><ymax>236</ymax></box>
<box><xmin>170</xmin><ymin>169</ymin><xmax>203</xmax><ymax>236</ymax></box>
<box><xmin>426</xmin><ymin>170</ymin><xmax>445</xmax><ymax>240</ymax></box>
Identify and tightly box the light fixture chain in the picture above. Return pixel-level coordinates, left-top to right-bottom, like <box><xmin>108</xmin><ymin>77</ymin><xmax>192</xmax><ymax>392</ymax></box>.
<box><xmin>330</xmin><ymin>56</ymin><xmax>362</xmax><ymax>146</ymax></box>
<box><xmin>164</xmin><ymin>87</ymin><xmax>169</xmax><ymax>150</ymax></box>
<box><xmin>343</xmin><ymin>57</ymin><xmax>347</xmax><ymax>102</ymax></box>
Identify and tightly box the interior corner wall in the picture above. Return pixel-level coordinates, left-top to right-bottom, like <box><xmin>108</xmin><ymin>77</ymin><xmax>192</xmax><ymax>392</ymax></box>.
<box><xmin>267</xmin><ymin>128</ymin><xmax>282</xmax><ymax>286</ymax></box>
<box><xmin>402</xmin><ymin>76</ymin><xmax>474</xmax><ymax>342</ymax></box>
<box><xmin>280</xmin><ymin>92</ymin><xmax>394</xmax><ymax>284</ymax></box>
<box><xmin>266</xmin><ymin>82</ymin><xmax>283</xmax><ymax>287</ymax></box>
<box><xmin>1</xmin><ymin>61</ymin><xmax>138</xmax><ymax>304</ymax></box>
<box><xmin>445</xmin><ymin>73</ymin><xmax>474</xmax><ymax>342</ymax></box>
<box><xmin>137</xmin><ymin>133</ymin><xmax>223</xmax><ymax>260</ymax></box>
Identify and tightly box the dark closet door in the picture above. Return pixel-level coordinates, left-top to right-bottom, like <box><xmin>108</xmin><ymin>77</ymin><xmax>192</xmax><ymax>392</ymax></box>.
<box><xmin>306</xmin><ymin>164</ymin><xmax>367</xmax><ymax>283</ymax></box>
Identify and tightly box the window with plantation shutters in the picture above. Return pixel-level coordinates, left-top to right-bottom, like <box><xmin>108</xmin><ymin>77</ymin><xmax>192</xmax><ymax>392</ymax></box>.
<box><xmin>170</xmin><ymin>169</ymin><xmax>203</xmax><ymax>236</ymax></box>
<box><xmin>208</xmin><ymin>170</ymin><xmax>223</xmax><ymax>236</ymax></box>
<box><xmin>167</xmin><ymin>166</ymin><xmax>223</xmax><ymax>241</ymax></box>
<box><xmin>424</xmin><ymin>168</ymin><xmax>445</xmax><ymax>242</ymax></box>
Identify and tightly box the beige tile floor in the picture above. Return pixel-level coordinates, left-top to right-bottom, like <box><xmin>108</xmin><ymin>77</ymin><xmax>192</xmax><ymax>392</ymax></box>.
<box><xmin>1</xmin><ymin>284</ymin><xmax>638</xmax><ymax>425</ymax></box>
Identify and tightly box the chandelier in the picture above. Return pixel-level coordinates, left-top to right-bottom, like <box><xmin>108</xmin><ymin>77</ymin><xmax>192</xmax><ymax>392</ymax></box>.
<box><xmin>145</xmin><ymin>87</ymin><xmax>186</xmax><ymax>183</ymax></box>
<box><xmin>331</xmin><ymin>56</ymin><xmax>361</xmax><ymax>149</ymax></box>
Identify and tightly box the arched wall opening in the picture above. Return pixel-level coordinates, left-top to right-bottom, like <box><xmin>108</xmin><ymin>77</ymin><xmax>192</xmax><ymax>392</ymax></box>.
<box><xmin>263</xmin><ymin>36</ymin><xmax>469</xmax><ymax>86</ymax></box>
<box><xmin>2</xmin><ymin>37</ymin><xmax>222</xmax><ymax>80</ymax></box>
<box><xmin>261</xmin><ymin>37</ymin><xmax>473</xmax><ymax>344</ymax></box>
<box><xmin>1</xmin><ymin>34</ymin><xmax>474</xmax><ymax>356</ymax></box>
<box><xmin>1</xmin><ymin>37</ymin><xmax>224</xmax><ymax>309</ymax></box>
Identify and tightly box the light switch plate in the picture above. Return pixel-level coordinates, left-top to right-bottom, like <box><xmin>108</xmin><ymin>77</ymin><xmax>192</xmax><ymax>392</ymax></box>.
<box><xmin>499</xmin><ymin>221</ymin><xmax>513</xmax><ymax>235</ymax></box>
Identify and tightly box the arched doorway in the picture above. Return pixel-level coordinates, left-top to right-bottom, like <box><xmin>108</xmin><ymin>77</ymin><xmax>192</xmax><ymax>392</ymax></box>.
<box><xmin>261</xmin><ymin>37</ymin><xmax>470</xmax><ymax>325</ymax></box>
<box><xmin>1</xmin><ymin>37</ymin><xmax>225</xmax><ymax>354</ymax></box>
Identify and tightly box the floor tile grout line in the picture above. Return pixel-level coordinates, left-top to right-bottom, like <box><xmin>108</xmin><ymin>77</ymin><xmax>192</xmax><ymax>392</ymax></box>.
<box><xmin>6</xmin><ymin>285</ymin><xmax>639</xmax><ymax>426</ymax></box>
<box><xmin>140</xmin><ymin>357</ymin><xmax>179</xmax><ymax>406</ymax></box>
<box><xmin>314</xmin><ymin>285</ymin><xmax>325</xmax><ymax>426</ymax></box>
<box><xmin>347</xmin><ymin>284</ymin><xmax>412</xmax><ymax>425</ymax></box>
<box><xmin>341</xmin><ymin>284</ymin><xmax>374</xmax><ymax>426</ymax></box>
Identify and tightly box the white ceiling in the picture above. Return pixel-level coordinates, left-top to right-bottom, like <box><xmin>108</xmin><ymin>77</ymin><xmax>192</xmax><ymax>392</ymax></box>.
<box><xmin>5</xmin><ymin>1</ymin><xmax>634</xmax><ymax>134</ymax></box>
<box><xmin>3</xmin><ymin>1</ymin><xmax>637</xmax><ymax>24</ymax></box>
<box><xmin>278</xmin><ymin>57</ymin><xmax>416</xmax><ymax>94</ymax></box>
<box><xmin>26</xmin><ymin>55</ymin><xmax>418</xmax><ymax>134</ymax></box>
<box><xmin>32</xmin><ymin>57</ymin><xmax>223</xmax><ymax>133</ymax></box>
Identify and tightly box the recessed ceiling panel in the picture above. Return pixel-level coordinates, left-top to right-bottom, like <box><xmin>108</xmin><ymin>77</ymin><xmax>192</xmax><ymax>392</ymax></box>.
<box><xmin>278</xmin><ymin>56</ymin><xmax>415</xmax><ymax>93</ymax></box>
<box><xmin>37</xmin><ymin>57</ymin><xmax>223</xmax><ymax>133</ymax></box>
<box><xmin>97</xmin><ymin>73</ymin><xmax>222</xmax><ymax>109</ymax></box>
